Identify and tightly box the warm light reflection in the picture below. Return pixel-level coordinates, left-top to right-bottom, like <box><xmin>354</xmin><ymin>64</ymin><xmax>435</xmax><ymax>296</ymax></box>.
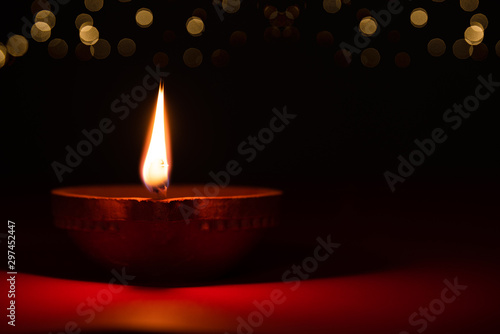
<box><xmin>428</xmin><ymin>38</ymin><xmax>446</xmax><ymax>57</ymax></box>
<box><xmin>31</xmin><ymin>22</ymin><xmax>51</xmax><ymax>42</ymax></box>
<box><xmin>222</xmin><ymin>0</ymin><xmax>241</xmax><ymax>14</ymax></box>
<box><xmin>323</xmin><ymin>0</ymin><xmax>342</xmax><ymax>14</ymax></box>
<box><xmin>359</xmin><ymin>16</ymin><xmax>378</xmax><ymax>36</ymax></box>
<box><xmin>75</xmin><ymin>13</ymin><xmax>93</xmax><ymax>30</ymax></box>
<box><xmin>6</xmin><ymin>35</ymin><xmax>29</xmax><ymax>57</ymax></box>
<box><xmin>0</xmin><ymin>43</ymin><xmax>6</xmax><ymax>69</ymax></box>
<box><xmin>453</xmin><ymin>39</ymin><xmax>473</xmax><ymax>59</ymax></box>
<box><xmin>79</xmin><ymin>25</ymin><xmax>99</xmax><ymax>46</ymax></box>
<box><xmin>361</xmin><ymin>48</ymin><xmax>380</xmax><ymax>68</ymax></box>
<box><xmin>460</xmin><ymin>0</ymin><xmax>479</xmax><ymax>12</ymax></box>
<box><xmin>48</xmin><ymin>38</ymin><xmax>68</xmax><ymax>59</ymax></box>
<box><xmin>186</xmin><ymin>16</ymin><xmax>205</xmax><ymax>37</ymax></box>
<box><xmin>410</xmin><ymin>8</ymin><xmax>428</xmax><ymax>28</ymax></box>
<box><xmin>85</xmin><ymin>0</ymin><xmax>103</xmax><ymax>12</ymax></box>
<box><xmin>35</xmin><ymin>10</ymin><xmax>56</xmax><ymax>29</ymax></box>
<box><xmin>464</xmin><ymin>25</ymin><xmax>484</xmax><ymax>46</ymax></box>
<box><xmin>117</xmin><ymin>38</ymin><xmax>136</xmax><ymax>57</ymax></box>
<box><xmin>90</xmin><ymin>39</ymin><xmax>111</xmax><ymax>59</ymax></box>
<box><xmin>183</xmin><ymin>48</ymin><xmax>203</xmax><ymax>68</ymax></box>
<box><xmin>136</xmin><ymin>8</ymin><xmax>153</xmax><ymax>28</ymax></box>
<box><xmin>141</xmin><ymin>83</ymin><xmax>171</xmax><ymax>197</ymax></box>
<box><xmin>470</xmin><ymin>13</ymin><xmax>488</xmax><ymax>30</ymax></box>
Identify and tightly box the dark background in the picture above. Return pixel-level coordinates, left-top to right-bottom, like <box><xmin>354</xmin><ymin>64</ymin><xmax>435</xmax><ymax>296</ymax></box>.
<box><xmin>1</xmin><ymin>1</ymin><xmax>499</xmax><ymax>332</ymax></box>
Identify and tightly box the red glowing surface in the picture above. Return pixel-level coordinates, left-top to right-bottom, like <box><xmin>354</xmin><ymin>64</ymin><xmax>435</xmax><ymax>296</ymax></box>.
<box><xmin>2</xmin><ymin>259</ymin><xmax>498</xmax><ymax>334</ymax></box>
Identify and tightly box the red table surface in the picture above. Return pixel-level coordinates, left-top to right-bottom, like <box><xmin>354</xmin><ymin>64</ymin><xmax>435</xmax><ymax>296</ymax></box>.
<box><xmin>1</xmin><ymin>257</ymin><xmax>499</xmax><ymax>334</ymax></box>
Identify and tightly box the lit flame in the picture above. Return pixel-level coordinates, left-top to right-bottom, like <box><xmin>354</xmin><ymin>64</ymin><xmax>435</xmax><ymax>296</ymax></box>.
<box><xmin>141</xmin><ymin>82</ymin><xmax>171</xmax><ymax>198</ymax></box>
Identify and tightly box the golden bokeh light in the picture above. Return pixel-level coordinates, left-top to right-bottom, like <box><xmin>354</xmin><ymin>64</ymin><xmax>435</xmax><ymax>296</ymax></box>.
<box><xmin>283</xmin><ymin>26</ymin><xmax>300</xmax><ymax>42</ymax></box>
<box><xmin>496</xmin><ymin>41</ymin><xmax>500</xmax><ymax>57</ymax></box>
<box><xmin>286</xmin><ymin>5</ymin><xmax>300</xmax><ymax>19</ymax></box>
<box><xmin>90</xmin><ymin>39</ymin><xmax>111</xmax><ymax>59</ymax></box>
<box><xmin>316</xmin><ymin>31</ymin><xmax>334</xmax><ymax>47</ymax></box>
<box><xmin>31</xmin><ymin>22</ymin><xmax>51</xmax><ymax>42</ymax></box>
<box><xmin>460</xmin><ymin>0</ymin><xmax>479</xmax><ymax>12</ymax></box>
<box><xmin>230</xmin><ymin>30</ymin><xmax>247</xmax><ymax>47</ymax></box>
<box><xmin>75</xmin><ymin>13</ymin><xmax>93</xmax><ymax>30</ymax></box>
<box><xmin>6</xmin><ymin>35</ymin><xmax>29</xmax><ymax>57</ymax></box>
<box><xmin>264</xmin><ymin>5</ymin><xmax>277</xmax><ymax>19</ymax></box>
<box><xmin>395</xmin><ymin>52</ymin><xmax>411</xmax><ymax>68</ymax></box>
<box><xmin>464</xmin><ymin>25</ymin><xmax>484</xmax><ymax>45</ymax></box>
<box><xmin>222</xmin><ymin>0</ymin><xmax>241</xmax><ymax>14</ymax></box>
<box><xmin>35</xmin><ymin>10</ymin><xmax>56</xmax><ymax>29</ymax></box>
<box><xmin>186</xmin><ymin>17</ymin><xmax>205</xmax><ymax>37</ymax></box>
<box><xmin>84</xmin><ymin>0</ymin><xmax>103</xmax><ymax>12</ymax></box>
<box><xmin>117</xmin><ymin>38</ymin><xmax>136</xmax><ymax>57</ymax></box>
<box><xmin>183</xmin><ymin>48</ymin><xmax>203</xmax><ymax>68</ymax></box>
<box><xmin>48</xmin><ymin>38</ymin><xmax>68</xmax><ymax>59</ymax></box>
<box><xmin>361</xmin><ymin>48</ymin><xmax>380</xmax><ymax>68</ymax></box>
<box><xmin>75</xmin><ymin>43</ymin><xmax>92</xmax><ymax>61</ymax></box>
<box><xmin>427</xmin><ymin>38</ymin><xmax>446</xmax><ymax>57</ymax></box>
<box><xmin>471</xmin><ymin>43</ymin><xmax>488</xmax><ymax>61</ymax></box>
<box><xmin>211</xmin><ymin>49</ymin><xmax>230</xmax><ymax>67</ymax></box>
<box><xmin>153</xmin><ymin>52</ymin><xmax>169</xmax><ymax>68</ymax></box>
<box><xmin>264</xmin><ymin>26</ymin><xmax>281</xmax><ymax>42</ymax></box>
<box><xmin>136</xmin><ymin>8</ymin><xmax>153</xmax><ymax>28</ymax></box>
<box><xmin>0</xmin><ymin>43</ymin><xmax>7</xmax><ymax>69</ymax></box>
<box><xmin>79</xmin><ymin>25</ymin><xmax>99</xmax><ymax>46</ymax></box>
<box><xmin>323</xmin><ymin>0</ymin><xmax>342</xmax><ymax>14</ymax></box>
<box><xmin>410</xmin><ymin>8</ymin><xmax>428</xmax><ymax>28</ymax></box>
<box><xmin>453</xmin><ymin>39</ymin><xmax>473</xmax><ymax>59</ymax></box>
<box><xmin>470</xmin><ymin>13</ymin><xmax>488</xmax><ymax>30</ymax></box>
<box><xmin>359</xmin><ymin>16</ymin><xmax>378</xmax><ymax>36</ymax></box>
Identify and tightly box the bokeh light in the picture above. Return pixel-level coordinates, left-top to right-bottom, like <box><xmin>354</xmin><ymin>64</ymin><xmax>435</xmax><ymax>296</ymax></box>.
<box><xmin>75</xmin><ymin>43</ymin><xmax>92</xmax><ymax>61</ymax></box>
<box><xmin>316</xmin><ymin>31</ymin><xmax>334</xmax><ymax>47</ymax></box>
<box><xmin>460</xmin><ymin>0</ymin><xmax>479</xmax><ymax>12</ymax></box>
<box><xmin>186</xmin><ymin>17</ymin><xmax>205</xmax><ymax>37</ymax></box>
<box><xmin>35</xmin><ymin>10</ymin><xmax>56</xmax><ymax>29</ymax></box>
<box><xmin>48</xmin><ymin>38</ymin><xmax>68</xmax><ymax>59</ymax></box>
<box><xmin>496</xmin><ymin>41</ymin><xmax>500</xmax><ymax>57</ymax></box>
<box><xmin>84</xmin><ymin>0</ymin><xmax>103</xmax><ymax>12</ymax></box>
<box><xmin>286</xmin><ymin>5</ymin><xmax>300</xmax><ymax>19</ymax></box>
<box><xmin>31</xmin><ymin>22</ymin><xmax>51</xmax><ymax>42</ymax></box>
<box><xmin>264</xmin><ymin>5</ymin><xmax>277</xmax><ymax>19</ymax></box>
<box><xmin>153</xmin><ymin>52</ymin><xmax>169</xmax><ymax>68</ymax></box>
<box><xmin>395</xmin><ymin>52</ymin><xmax>411</xmax><ymax>68</ymax></box>
<box><xmin>75</xmin><ymin>14</ymin><xmax>93</xmax><ymax>30</ymax></box>
<box><xmin>361</xmin><ymin>48</ymin><xmax>380</xmax><ymax>68</ymax></box>
<box><xmin>90</xmin><ymin>39</ymin><xmax>111</xmax><ymax>59</ymax></box>
<box><xmin>117</xmin><ymin>38</ymin><xmax>136</xmax><ymax>57</ymax></box>
<box><xmin>136</xmin><ymin>8</ymin><xmax>153</xmax><ymax>28</ymax></box>
<box><xmin>183</xmin><ymin>48</ymin><xmax>203</xmax><ymax>68</ymax></box>
<box><xmin>222</xmin><ymin>0</ymin><xmax>241</xmax><ymax>14</ymax></box>
<box><xmin>471</xmin><ymin>43</ymin><xmax>488</xmax><ymax>61</ymax></box>
<box><xmin>6</xmin><ymin>35</ymin><xmax>29</xmax><ymax>57</ymax></box>
<box><xmin>470</xmin><ymin>13</ymin><xmax>488</xmax><ymax>30</ymax></box>
<box><xmin>211</xmin><ymin>49</ymin><xmax>230</xmax><ymax>67</ymax></box>
<box><xmin>427</xmin><ymin>38</ymin><xmax>446</xmax><ymax>57</ymax></box>
<box><xmin>359</xmin><ymin>16</ymin><xmax>378</xmax><ymax>36</ymax></box>
<box><xmin>230</xmin><ymin>31</ymin><xmax>247</xmax><ymax>47</ymax></box>
<box><xmin>453</xmin><ymin>39</ymin><xmax>473</xmax><ymax>59</ymax></box>
<box><xmin>79</xmin><ymin>25</ymin><xmax>99</xmax><ymax>46</ymax></box>
<box><xmin>464</xmin><ymin>25</ymin><xmax>484</xmax><ymax>45</ymax></box>
<box><xmin>323</xmin><ymin>0</ymin><xmax>342</xmax><ymax>14</ymax></box>
<box><xmin>410</xmin><ymin>8</ymin><xmax>428</xmax><ymax>28</ymax></box>
<box><xmin>0</xmin><ymin>43</ymin><xmax>7</xmax><ymax>69</ymax></box>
